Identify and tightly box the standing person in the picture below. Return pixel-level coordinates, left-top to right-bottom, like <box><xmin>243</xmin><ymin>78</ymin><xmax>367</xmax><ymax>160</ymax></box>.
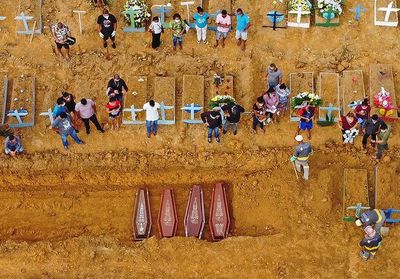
<box><xmin>290</xmin><ymin>135</ymin><xmax>313</xmax><ymax>180</ymax></box>
<box><xmin>263</xmin><ymin>88</ymin><xmax>279</xmax><ymax>123</ymax></box>
<box><xmin>143</xmin><ymin>100</ymin><xmax>160</xmax><ymax>138</ymax></box>
<box><xmin>338</xmin><ymin>112</ymin><xmax>358</xmax><ymax>144</ymax></box>
<box><xmin>354</xmin><ymin>99</ymin><xmax>371</xmax><ymax>133</ymax></box>
<box><xmin>106</xmin><ymin>97</ymin><xmax>121</xmax><ymax>130</ymax></box>
<box><xmin>374</xmin><ymin>123</ymin><xmax>391</xmax><ymax>160</ymax></box>
<box><xmin>62</xmin><ymin>92</ymin><xmax>76</xmax><ymax>113</ymax></box>
<box><xmin>234</xmin><ymin>8</ymin><xmax>251</xmax><ymax>51</ymax></box>
<box><xmin>97</xmin><ymin>9</ymin><xmax>117</xmax><ymax>48</ymax></box>
<box><xmin>296</xmin><ymin>105</ymin><xmax>315</xmax><ymax>140</ymax></box>
<box><xmin>170</xmin><ymin>14</ymin><xmax>185</xmax><ymax>51</ymax></box>
<box><xmin>252</xmin><ymin>97</ymin><xmax>267</xmax><ymax>133</ymax></box>
<box><xmin>107</xmin><ymin>74</ymin><xmax>128</xmax><ymax>103</ymax></box>
<box><xmin>149</xmin><ymin>16</ymin><xmax>163</xmax><ymax>49</ymax></box>
<box><xmin>214</xmin><ymin>10</ymin><xmax>231</xmax><ymax>48</ymax></box>
<box><xmin>359</xmin><ymin>226</ymin><xmax>382</xmax><ymax>261</ymax></box>
<box><xmin>193</xmin><ymin>7</ymin><xmax>209</xmax><ymax>44</ymax></box>
<box><xmin>355</xmin><ymin>209</ymin><xmax>387</xmax><ymax>234</ymax></box>
<box><xmin>4</xmin><ymin>135</ymin><xmax>23</xmax><ymax>157</ymax></box>
<box><xmin>221</xmin><ymin>103</ymin><xmax>245</xmax><ymax>135</ymax></box>
<box><xmin>265</xmin><ymin>63</ymin><xmax>283</xmax><ymax>90</ymax></box>
<box><xmin>52</xmin><ymin>112</ymin><xmax>84</xmax><ymax>150</ymax></box>
<box><xmin>275</xmin><ymin>83</ymin><xmax>291</xmax><ymax>117</ymax></box>
<box><xmin>52</xmin><ymin>97</ymin><xmax>68</xmax><ymax>119</ymax></box>
<box><xmin>201</xmin><ymin>109</ymin><xmax>222</xmax><ymax>143</ymax></box>
<box><xmin>75</xmin><ymin>98</ymin><xmax>105</xmax><ymax>134</ymax></box>
<box><xmin>362</xmin><ymin>114</ymin><xmax>386</xmax><ymax>150</ymax></box>
<box><xmin>51</xmin><ymin>22</ymin><xmax>72</xmax><ymax>60</ymax></box>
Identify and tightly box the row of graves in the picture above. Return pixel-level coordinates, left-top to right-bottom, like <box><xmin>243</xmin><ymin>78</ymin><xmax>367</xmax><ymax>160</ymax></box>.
<box><xmin>132</xmin><ymin>183</ymin><xmax>231</xmax><ymax>241</ymax></box>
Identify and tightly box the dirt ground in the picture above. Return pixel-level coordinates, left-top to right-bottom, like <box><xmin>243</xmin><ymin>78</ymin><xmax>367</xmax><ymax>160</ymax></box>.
<box><xmin>0</xmin><ymin>0</ymin><xmax>400</xmax><ymax>278</ymax></box>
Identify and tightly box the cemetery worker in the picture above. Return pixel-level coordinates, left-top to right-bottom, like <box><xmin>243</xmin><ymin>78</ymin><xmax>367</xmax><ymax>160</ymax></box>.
<box><xmin>338</xmin><ymin>112</ymin><xmax>358</xmax><ymax>143</ymax></box>
<box><xmin>97</xmin><ymin>8</ymin><xmax>117</xmax><ymax>48</ymax></box>
<box><xmin>51</xmin><ymin>22</ymin><xmax>71</xmax><ymax>60</ymax></box>
<box><xmin>221</xmin><ymin>103</ymin><xmax>245</xmax><ymax>135</ymax></box>
<box><xmin>107</xmin><ymin>74</ymin><xmax>128</xmax><ymax>103</ymax></box>
<box><xmin>106</xmin><ymin>96</ymin><xmax>121</xmax><ymax>130</ymax></box>
<box><xmin>62</xmin><ymin>92</ymin><xmax>76</xmax><ymax>113</ymax></box>
<box><xmin>252</xmin><ymin>97</ymin><xmax>267</xmax><ymax>133</ymax></box>
<box><xmin>4</xmin><ymin>135</ymin><xmax>23</xmax><ymax>157</ymax></box>
<box><xmin>193</xmin><ymin>6</ymin><xmax>209</xmax><ymax>44</ymax></box>
<box><xmin>143</xmin><ymin>100</ymin><xmax>161</xmax><ymax>138</ymax></box>
<box><xmin>214</xmin><ymin>10</ymin><xmax>231</xmax><ymax>48</ymax></box>
<box><xmin>374</xmin><ymin>123</ymin><xmax>391</xmax><ymax>160</ymax></box>
<box><xmin>235</xmin><ymin>8</ymin><xmax>251</xmax><ymax>51</ymax></box>
<box><xmin>0</xmin><ymin>124</ymin><xmax>12</xmax><ymax>138</ymax></box>
<box><xmin>354</xmin><ymin>99</ymin><xmax>371</xmax><ymax>132</ymax></box>
<box><xmin>52</xmin><ymin>112</ymin><xmax>84</xmax><ymax>150</ymax></box>
<box><xmin>275</xmin><ymin>83</ymin><xmax>291</xmax><ymax>115</ymax></box>
<box><xmin>359</xmin><ymin>226</ymin><xmax>382</xmax><ymax>261</ymax></box>
<box><xmin>263</xmin><ymin>88</ymin><xmax>279</xmax><ymax>123</ymax></box>
<box><xmin>201</xmin><ymin>109</ymin><xmax>222</xmax><ymax>143</ymax></box>
<box><xmin>170</xmin><ymin>13</ymin><xmax>186</xmax><ymax>51</ymax></box>
<box><xmin>290</xmin><ymin>135</ymin><xmax>312</xmax><ymax>180</ymax></box>
<box><xmin>265</xmin><ymin>63</ymin><xmax>282</xmax><ymax>90</ymax></box>
<box><xmin>52</xmin><ymin>97</ymin><xmax>69</xmax><ymax>119</ymax></box>
<box><xmin>75</xmin><ymin>98</ymin><xmax>105</xmax><ymax>134</ymax></box>
<box><xmin>296</xmin><ymin>105</ymin><xmax>315</xmax><ymax>140</ymax></box>
<box><xmin>149</xmin><ymin>16</ymin><xmax>163</xmax><ymax>49</ymax></box>
<box><xmin>362</xmin><ymin>114</ymin><xmax>386</xmax><ymax>150</ymax></box>
<box><xmin>355</xmin><ymin>209</ymin><xmax>386</xmax><ymax>234</ymax></box>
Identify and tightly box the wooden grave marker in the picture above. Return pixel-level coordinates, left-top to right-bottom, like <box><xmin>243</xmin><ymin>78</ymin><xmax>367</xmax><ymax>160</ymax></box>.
<box><xmin>123</xmin><ymin>76</ymin><xmax>148</xmax><ymax>125</ymax></box>
<box><xmin>154</xmin><ymin>77</ymin><xmax>175</xmax><ymax>125</ymax></box>
<box><xmin>158</xmin><ymin>189</ymin><xmax>178</xmax><ymax>238</ymax></box>
<box><xmin>318</xmin><ymin>72</ymin><xmax>341</xmax><ymax>122</ymax></box>
<box><xmin>289</xmin><ymin>72</ymin><xmax>314</xmax><ymax>122</ymax></box>
<box><xmin>73</xmin><ymin>10</ymin><xmax>86</xmax><ymax>34</ymax></box>
<box><xmin>209</xmin><ymin>182</ymin><xmax>230</xmax><ymax>241</ymax></box>
<box><xmin>0</xmin><ymin>76</ymin><xmax>7</xmax><ymax>125</ymax></box>
<box><xmin>369</xmin><ymin>64</ymin><xmax>398</xmax><ymax>121</ymax></box>
<box><xmin>374</xmin><ymin>0</ymin><xmax>400</xmax><ymax>26</ymax></box>
<box><xmin>341</xmin><ymin>70</ymin><xmax>366</xmax><ymax>114</ymax></box>
<box><xmin>184</xmin><ymin>185</ymin><xmax>205</xmax><ymax>239</ymax></box>
<box><xmin>132</xmin><ymin>188</ymin><xmax>152</xmax><ymax>241</ymax></box>
<box><xmin>287</xmin><ymin>5</ymin><xmax>311</xmax><ymax>28</ymax></box>
<box><xmin>182</xmin><ymin>75</ymin><xmax>204</xmax><ymax>124</ymax></box>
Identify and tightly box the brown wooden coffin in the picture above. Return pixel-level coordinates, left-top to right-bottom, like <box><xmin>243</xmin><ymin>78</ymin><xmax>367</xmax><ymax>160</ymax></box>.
<box><xmin>209</xmin><ymin>182</ymin><xmax>230</xmax><ymax>241</ymax></box>
<box><xmin>158</xmin><ymin>189</ymin><xmax>178</xmax><ymax>238</ymax></box>
<box><xmin>132</xmin><ymin>188</ymin><xmax>152</xmax><ymax>241</ymax></box>
<box><xmin>184</xmin><ymin>185</ymin><xmax>205</xmax><ymax>239</ymax></box>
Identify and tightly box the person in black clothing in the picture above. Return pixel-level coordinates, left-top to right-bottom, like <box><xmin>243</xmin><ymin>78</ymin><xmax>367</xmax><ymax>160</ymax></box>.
<box><xmin>362</xmin><ymin>114</ymin><xmax>386</xmax><ymax>149</ymax></box>
<box><xmin>61</xmin><ymin>92</ymin><xmax>76</xmax><ymax>113</ymax></box>
<box><xmin>252</xmin><ymin>97</ymin><xmax>267</xmax><ymax>133</ymax></box>
<box><xmin>359</xmin><ymin>226</ymin><xmax>382</xmax><ymax>260</ymax></box>
<box><xmin>107</xmin><ymin>74</ymin><xmax>128</xmax><ymax>102</ymax></box>
<box><xmin>201</xmin><ymin>110</ymin><xmax>222</xmax><ymax>143</ymax></box>
<box><xmin>97</xmin><ymin>9</ymin><xmax>117</xmax><ymax>48</ymax></box>
<box><xmin>221</xmin><ymin>103</ymin><xmax>245</xmax><ymax>135</ymax></box>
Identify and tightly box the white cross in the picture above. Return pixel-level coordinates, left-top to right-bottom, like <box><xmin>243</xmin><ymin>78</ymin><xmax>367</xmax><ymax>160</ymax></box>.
<box><xmin>180</xmin><ymin>1</ymin><xmax>195</xmax><ymax>23</ymax></box>
<box><xmin>122</xmin><ymin>105</ymin><xmax>144</xmax><ymax>124</ymax></box>
<box><xmin>39</xmin><ymin>108</ymin><xmax>55</xmax><ymax>124</ymax></box>
<box><xmin>288</xmin><ymin>5</ymin><xmax>310</xmax><ymax>28</ymax></box>
<box><xmin>15</xmin><ymin>12</ymin><xmax>35</xmax><ymax>34</ymax></box>
<box><xmin>378</xmin><ymin>1</ymin><xmax>400</xmax><ymax>22</ymax></box>
<box><xmin>73</xmin><ymin>10</ymin><xmax>86</xmax><ymax>34</ymax></box>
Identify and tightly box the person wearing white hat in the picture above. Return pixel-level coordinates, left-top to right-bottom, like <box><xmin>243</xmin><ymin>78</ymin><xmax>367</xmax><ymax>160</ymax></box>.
<box><xmin>359</xmin><ymin>225</ymin><xmax>382</xmax><ymax>260</ymax></box>
<box><xmin>290</xmin><ymin>135</ymin><xmax>312</xmax><ymax>180</ymax></box>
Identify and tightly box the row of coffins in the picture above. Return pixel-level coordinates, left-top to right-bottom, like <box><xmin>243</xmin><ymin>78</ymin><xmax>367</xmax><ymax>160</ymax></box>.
<box><xmin>132</xmin><ymin>183</ymin><xmax>230</xmax><ymax>241</ymax></box>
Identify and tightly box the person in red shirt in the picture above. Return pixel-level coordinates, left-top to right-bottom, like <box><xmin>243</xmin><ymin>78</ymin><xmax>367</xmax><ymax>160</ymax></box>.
<box><xmin>106</xmin><ymin>96</ymin><xmax>121</xmax><ymax>130</ymax></box>
<box><xmin>354</xmin><ymin>99</ymin><xmax>371</xmax><ymax>133</ymax></box>
<box><xmin>338</xmin><ymin>112</ymin><xmax>358</xmax><ymax>143</ymax></box>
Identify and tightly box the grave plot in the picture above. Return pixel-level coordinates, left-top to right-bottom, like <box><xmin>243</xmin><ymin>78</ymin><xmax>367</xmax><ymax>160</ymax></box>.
<box><xmin>154</xmin><ymin>77</ymin><xmax>176</xmax><ymax>125</ymax></box>
<box><xmin>182</xmin><ymin>75</ymin><xmax>204</xmax><ymax>124</ymax></box>
<box><xmin>289</xmin><ymin>72</ymin><xmax>314</xmax><ymax>121</ymax></box>
<box><xmin>375</xmin><ymin>166</ymin><xmax>400</xmax><ymax>210</ymax></box>
<box><xmin>3</xmin><ymin>75</ymin><xmax>35</xmax><ymax>128</ymax></box>
<box><xmin>318</xmin><ymin>72</ymin><xmax>340</xmax><ymax>122</ymax></box>
<box><xmin>0</xmin><ymin>76</ymin><xmax>7</xmax><ymax>125</ymax></box>
<box><xmin>287</xmin><ymin>2</ymin><xmax>311</xmax><ymax>28</ymax></box>
<box><xmin>342</xmin><ymin>168</ymin><xmax>370</xmax><ymax>222</ymax></box>
<box><xmin>262</xmin><ymin>1</ymin><xmax>287</xmax><ymax>30</ymax></box>
<box><xmin>122</xmin><ymin>76</ymin><xmax>148</xmax><ymax>125</ymax></box>
<box><xmin>341</xmin><ymin>70</ymin><xmax>366</xmax><ymax>115</ymax></box>
<box><xmin>205</xmin><ymin>74</ymin><xmax>234</xmax><ymax>102</ymax></box>
<box><xmin>15</xmin><ymin>0</ymin><xmax>42</xmax><ymax>35</ymax></box>
<box><xmin>369</xmin><ymin>64</ymin><xmax>398</xmax><ymax>121</ymax></box>
<box><xmin>374</xmin><ymin>0</ymin><xmax>400</xmax><ymax>27</ymax></box>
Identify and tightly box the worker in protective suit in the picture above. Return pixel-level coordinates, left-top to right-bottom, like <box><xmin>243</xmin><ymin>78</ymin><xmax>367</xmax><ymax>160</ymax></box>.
<box><xmin>359</xmin><ymin>226</ymin><xmax>382</xmax><ymax>260</ymax></box>
<box><xmin>290</xmin><ymin>135</ymin><xmax>312</xmax><ymax>180</ymax></box>
<box><xmin>355</xmin><ymin>209</ymin><xmax>386</xmax><ymax>234</ymax></box>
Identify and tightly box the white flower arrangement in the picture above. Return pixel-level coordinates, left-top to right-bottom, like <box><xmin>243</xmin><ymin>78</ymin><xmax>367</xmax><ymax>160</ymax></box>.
<box><xmin>292</xmin><ymin>91</ymin><xmax>323</xmax><ymax>108</ymax></box>
<box><xmin>288</xmin><ymin>0</ymin><xmax>312</xmax><ymax>11</ymax></box>
<box><xmin>317</xmin><ymin>0</ymin><xmax>344</xmax><ymax>16</ymax></box>
<box><xmin>124</xmin><ymin>0</ymin><xmax>151</xmax><ymax>28</ymax></box>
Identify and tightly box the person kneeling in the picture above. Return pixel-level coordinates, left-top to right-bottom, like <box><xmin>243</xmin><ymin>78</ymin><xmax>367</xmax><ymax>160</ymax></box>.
<box><xmin>4</xmin><ymin>135</ymin><xmax>23</xmax><ymax>157</ymax></box>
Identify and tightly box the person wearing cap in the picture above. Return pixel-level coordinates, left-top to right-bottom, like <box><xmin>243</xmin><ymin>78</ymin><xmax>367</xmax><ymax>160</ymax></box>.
<box><xmin>362</xmin><ymin>114</ymin><xmax>386</xmax><ymax>150</ymax></box>
<box><xmin>355</xmin><ymin>209</ymin><xmax>386</xmax><ymax>234</ymax></box>
<box><xmin>107</xmin><ymin>74</ymin><xmax>128</xmax><ymax>103</ymax></box>
<box><xmin>201</xmin><ymin>109</ymin><xmax>222</xmax><ymax>143</ymax></box>
<box><xmin>374</xmin><ymin>123</ymin><xmax>391</xmax><ymax>160</ymax></box>
<box><xmin>51</xmin><ymin>22</ymin><xmax>72</xmax><ymax>60</ymax></box>
<box><xmin>4</xmin><ymin>135</ymin><xmax>23</xmax><ymax>157</ymax></box>
<box><xmin>290</xmin><ymin>135</ymin><xmax>313</xmax><ymax>180</ymax></box>
<box><xmin>359</xmin><ymin>226</ymin><xmax>382</xmax><ymax>261</ymax></box>
<box><xmin>221</xmin><ymin>103</ymin><xmax>245</xmax><ymax>135</ymax></box>
<box><xmin>97</xmin><ymin>8</ymin><xmax>117</xmax><ymax>48</ymax></box>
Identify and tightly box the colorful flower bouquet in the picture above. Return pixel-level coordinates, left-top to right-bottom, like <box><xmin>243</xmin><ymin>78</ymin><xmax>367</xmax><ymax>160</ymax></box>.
<box><xmin>288</xmin><ymin>0</ymin><xmax>312</xmax><ymax>11</ymax></box>
<box><xmin>374</xmin><ymin>87</ymin><xmax>396</xmax><ymax>117</ymax></box>
<box><xmin>317</xmin><ymin>0</ymin><xmax>344</xmax><ymax>17</ymax></box>
<box><xmin>291</xmin><ymin>92</ymin><xmax>323</xmax><ymax>109</ymax></box>
<box><xmin>209</xmin><ymin>95</ymin><xmax>236</xmax><ymax>109</ymax></box>
<box><xmin>123</xmin><ymin>0</ymin><xmax>151</xmax><ymax>28</ymax></box>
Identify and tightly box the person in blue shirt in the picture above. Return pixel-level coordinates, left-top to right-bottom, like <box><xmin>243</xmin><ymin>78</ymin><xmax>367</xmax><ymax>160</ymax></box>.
<box><xmin>234</xmin><ymin>8</ymin><xmax>251</xmax><ymax>51</ymax></box>
<box><xmin>193</xmin><ymin>6</ymin><xmax>209</xmax><ymax>44</ymax></box>
<box><xmin>52</xmin><ymin>97</ymin><xmax>68</xmax><ymax>119</ymax></box>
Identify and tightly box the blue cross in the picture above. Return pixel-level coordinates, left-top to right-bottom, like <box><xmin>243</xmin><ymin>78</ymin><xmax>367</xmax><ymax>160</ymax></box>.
<box><xmin>207</xmin><ymin>10</ymin><xmax>221</xmax><ymax>32</ymax></box>
<box><xmin>159</xmin><ymin>101</ymin><xmax>175</xmax><ymax>125</ymax></box>
<box><xmin>122</xmin><ymin>105</ymin><xmax>144</xmax><ymax>125</ymax></box>
<box><xmin>151</xmin><ymin>4</ymin><xmax>172</xmax><ymax>29</ymax></box>
<box><xmin>385</xmin><ymin>209</ymin><xmax>400</xmax><ymax>223</ymax></box>
<box><xmin>318</xmin><ymin>103</ymin><xmax>341</xmax><ymax>122</ymax></box>
<box><xmin>122</xmin><ymin>8</ymin><xmax>146</xmax><ymax>32</ymax></box>
<box><xmin>182</xmin><ymin>103</ymin><xmax>203</xmax><ymax>124</ymax></box>
<box><xmin>350</xmin><ymin>4</ymin><xmax>367</xmax><ymax>21</ymax></box>
<box><xmin>266</xmin><ymin>10</ymin><xmax>285</xmax><ymax>30</ymax></box>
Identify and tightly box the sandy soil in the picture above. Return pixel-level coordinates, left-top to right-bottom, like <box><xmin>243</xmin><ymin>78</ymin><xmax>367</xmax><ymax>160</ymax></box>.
<box><xmin>0</xmin><ymin>0</ymin><xmax>400</xmax><ymax>278</ymax></box>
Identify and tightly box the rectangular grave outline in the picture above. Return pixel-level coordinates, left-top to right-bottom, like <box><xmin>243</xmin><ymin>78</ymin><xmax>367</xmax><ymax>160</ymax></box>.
<box><xmin>341</xmin><ymin>70</ymin><xmax>366</xmax><ymax>115</ymax></box>
<box><xmin>182</xmin><ymin>75</ymin><xmax>205</xmax><ymax>124</ymax></box>
<box><xmin>374</xmin><ymin>0</ymin><xmax>399</xmax><ymax>27</ymax></box>
<box><xmin>318</xmin><ymin>72</ymin><xmax>341</xmax><ymax>122</ymax></box>
<box><xmin>15</xmin><ymin>0</ymin><xmax>43</xmax><ymax>34</ymax></box>
<box><xmin>1</xmin><ymin>76</ymin><xmax>8</xmax><ymax>125</ymax></box>
<box><xmin>122</xmin><ymin>76</ymin><xmax>148</xmax><ymax>125</ymax></box>
<box><xmin>289</xmin><ymin>72</ymin><xmax>314</xmax><ymax>122</ymax></box>
<box><xmin>154</xmin><ymin>77</ymin><xmax>176</xmax><ymax>125</ymax></box>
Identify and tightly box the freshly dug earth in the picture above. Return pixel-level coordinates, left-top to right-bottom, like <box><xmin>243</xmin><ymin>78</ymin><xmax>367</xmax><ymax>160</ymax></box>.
<box><xmin>0</xmin><ymin>0</ymin><xmax>400</xmax><ymax>278</ymax></box>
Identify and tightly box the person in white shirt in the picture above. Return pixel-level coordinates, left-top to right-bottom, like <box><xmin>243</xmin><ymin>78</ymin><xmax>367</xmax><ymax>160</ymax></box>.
<box><xmin>143</xmin><ymin>100</ymin><xmax>161</xmax><ymax>137</ymax></box>
<box><xmin>149</xmin><ymin>16</ymin><xmax>162</xmax><ymax>49</ymax></box>
<box><xmin>75</xmin><ymin>98</ymin><xmax>105</xmax><ymax>135</ymax></box>
<box><xmin>214</xmin><ymin>10</ymin><xmax>231</xmax><ymax>48</ymax></box>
